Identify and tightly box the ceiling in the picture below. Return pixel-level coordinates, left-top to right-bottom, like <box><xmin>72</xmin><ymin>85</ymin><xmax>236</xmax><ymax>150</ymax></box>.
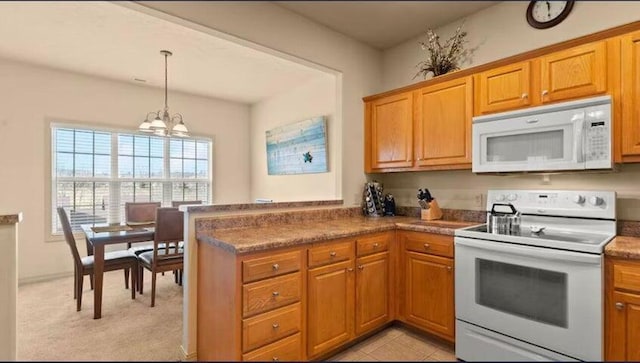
<box><xmin>0</xmin><ymin>2</ymin><xmax>499</xmax><ymax>104</ymax></box>
<box><xmin>276</xmin><ymin>1</ymin><xmax>499</xmax><ymax>49</ymax></box>
<box><xmin>0</xmin><ymin>2</ymin><xmax>325</xmax><ymax>104</ymax></box>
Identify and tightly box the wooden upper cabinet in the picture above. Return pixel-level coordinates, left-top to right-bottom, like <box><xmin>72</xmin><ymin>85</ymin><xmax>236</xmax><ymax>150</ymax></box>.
<box><xmin>540</xmin><ymin>41</ymin><xmax>607</xmax><ymax>103</ymax></box>
<box><xmin>476</xmin><ymin>61</ymin><xmax>532</xmax><ymax>114</ymax></box>
<box><xmin>621</xmin><ymin>31</ymin><xmax>640</xmax><ymax>157</ymax></box>
<box><xmin>366</xmin><ymin>92</ymin><xmax>413</xmax><ymax>170</ymax></box>
<box><xmin>415</xmin><ymin>76</ymin><xmax>473</xmax><ymax>167</ymax></box>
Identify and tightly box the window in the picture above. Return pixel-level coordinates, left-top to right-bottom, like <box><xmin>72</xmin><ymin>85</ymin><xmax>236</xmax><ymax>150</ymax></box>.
<box><xmin>52</xmin><ymin>125</ymin><xmax>211</xmax><ymax>233</ymax></box>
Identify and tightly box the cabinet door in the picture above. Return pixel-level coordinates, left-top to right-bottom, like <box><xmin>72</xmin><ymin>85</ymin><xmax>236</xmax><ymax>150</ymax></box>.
<box><xmin>404</xmin><ymin>251</ymin><xmax>454</xmax><ymax>340</ymax></box>
<box><xmin>307</xmin><ymin>259</ymin><xmax>355</xmax><ymax>358</ymax></box>
<box><xmin>477</xmin><ymin>61</ymin><xmax>532</xmax><ymax>114</ymax></box>
<box><xmin>415</xmin><ymin>76</ymin><xmax>473</xmax><ymax>167</ymax></box>
<box><xmin>366</xmin><ymin>92</ymin><xmax>413</xmax><ymax>170</ymax></box>
<box><xmin>622</xmin><ymin>31</ymin><xmax>640</xmax><ymax>157</ymax></box>
<box><xmin>355</xmin><ymin>252</ymin><xmax>389</xmax><ymax>335</ymax></box>
<box><xmin>540</xmin><ymin>41</ymin><xmax>607</xmax><ymax>103</ymax></box>
<box><xmin>607</xmin><ymin>291</ymin><xmax>640</xmax><ymax>361</ymax></box>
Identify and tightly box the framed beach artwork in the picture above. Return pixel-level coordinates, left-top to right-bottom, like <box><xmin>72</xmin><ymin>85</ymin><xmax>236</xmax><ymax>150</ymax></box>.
<box><xmin>266</xmin><ymin>116</ymin><xmax>328</xmax><ymax>175</ymax></box>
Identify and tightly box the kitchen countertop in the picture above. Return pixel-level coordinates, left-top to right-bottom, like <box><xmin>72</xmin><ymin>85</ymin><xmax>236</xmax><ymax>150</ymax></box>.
<box><xmin>605</xmin><ymin>236</ymin><xmax>640</xmax><ymax>260</ymax></box>
<box><xmin>0</xmin><ymin>213</ymin><xmax>22</xmax><ymax>225</ymax></box>
<box><xmin>197</xmin><ymin>216</ymin><xmax>479</xmax><ymax>254</ymax></box>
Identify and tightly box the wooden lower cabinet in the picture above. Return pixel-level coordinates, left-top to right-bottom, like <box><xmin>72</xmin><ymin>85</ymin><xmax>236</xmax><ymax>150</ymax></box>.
<box><xmin>307</xmin><ymin>259</ymin><xmax>355</xmax><ymax>358</ymax></box>
<box><xmin>355</xmin><ymin>251</ymin><xmax>390</xmax><ymax>335</ymax></box>
<box><xmin>404</xmin><ymin>251</ymin><xmax>455</xmax><ymax>341</ymax></box>
<box><xmin>606</xmin><ymin>257</ymin><xmax>640</xmax><ymax>361</ymax></box>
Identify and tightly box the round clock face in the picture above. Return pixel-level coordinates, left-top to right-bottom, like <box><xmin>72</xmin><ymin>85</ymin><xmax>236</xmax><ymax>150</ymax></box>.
<box><xmin>527</xmin><ymin>1</ymin><xmax>574</xmax><ymax>29</ymax></box>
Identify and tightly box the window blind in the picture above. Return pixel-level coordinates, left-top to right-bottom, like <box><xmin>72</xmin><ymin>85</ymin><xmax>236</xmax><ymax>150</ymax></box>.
<box><xmin>51</xmin><ymin>125</ymin><xmax>211</xmax><ymax>233</ymax></box>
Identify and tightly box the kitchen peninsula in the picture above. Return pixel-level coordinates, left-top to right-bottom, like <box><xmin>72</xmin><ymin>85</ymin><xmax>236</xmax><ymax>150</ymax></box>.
<box><xmin>180</xmin><ymin>202</ymin><xmax>478</xmax><ymax>361</ymax></box>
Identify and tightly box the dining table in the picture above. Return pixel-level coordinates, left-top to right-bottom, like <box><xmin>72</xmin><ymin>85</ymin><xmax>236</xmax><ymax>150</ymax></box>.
<box><xmin>81</xmin><ymin>223</ymin><xmax>154</xmax><ymax>319</ymax></box>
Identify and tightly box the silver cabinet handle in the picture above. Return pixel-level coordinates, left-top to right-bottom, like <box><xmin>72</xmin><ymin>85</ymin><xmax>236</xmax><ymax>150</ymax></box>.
<box><xmin>273</xmin><ymin>357</ymin><xmax>279</xmax><ymax>362</ymax></box>
<box><xmin>615</xmin><ymin>302</ymin><xmax>625</xmax><ymax>310</ymax></box>
<box><xmin>347</xmin><ymin>267</ymin><xmax>354</xmax><ymax>272</ymax></box>
<box><xmin>373</xmin><ymin>243</ymin><xmax>379</xmax><ymax>248</ymax></box>
<box><xmin>423</xmin><ymin>243</ymin><xmax>430</xmax><ymax>249</ymax></box>
<box><xmin>521</xmin><ymin>93</ymin><xmax>528</xmax><ymax>99</ymax></box>
<box><xmin>542</xmin><ymin>90</ymin><xmax>549</xmax><ymax>96</ymax></box>
<box><xmin>329</xmin><ymin>251</ymin><xmax>337</xmax><ymax>257</ymax></box>
<box><xmin>272</xmin><ymin>291</ymin><xmax>279</xmax><ymax>297</ymax></box>
<box><xmin>447</xmin><ymin>266</ymin><xmax>452</xmax><ymax>272</ymax></box>
<box><xmin>272</xmin><ymin>263</ymin><xmax>279</xmax><ymax>271</ymax></box>
<box><xmin>272</xmin><ymin>322</ymin><xmax>279</xmax><ymax>329</ymax></box>
<box><xmin>358</xmin><ymin>265</ymin><xmax>364</xmax><ymax>270</ymax></box>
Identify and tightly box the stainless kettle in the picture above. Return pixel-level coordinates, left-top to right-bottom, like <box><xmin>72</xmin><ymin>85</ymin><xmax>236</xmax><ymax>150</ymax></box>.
<box><xmin>487</xmin><ymin>203</ymin><xmax>521</xmax><ymax>234</ymax></box>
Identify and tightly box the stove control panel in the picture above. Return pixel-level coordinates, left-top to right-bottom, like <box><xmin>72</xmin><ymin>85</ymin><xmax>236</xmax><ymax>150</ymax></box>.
<box><xmin>487</xmin><ymin>190</ymin><xmax>616</xmax><ymax>220</ymax></box>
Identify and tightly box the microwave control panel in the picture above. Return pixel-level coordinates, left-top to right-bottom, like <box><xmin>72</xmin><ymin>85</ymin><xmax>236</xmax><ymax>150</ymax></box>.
<box><xmin>585</xmin><ymin>120</ymin><xmax>609</xmax><ymax>161</ymax></box>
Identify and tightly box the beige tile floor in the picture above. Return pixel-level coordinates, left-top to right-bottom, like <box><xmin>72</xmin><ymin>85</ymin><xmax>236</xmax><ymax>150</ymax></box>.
<box><xmin>327</xmin><ymin>326</ymin><xmax>456</xmax><ymax>362</ymax></box>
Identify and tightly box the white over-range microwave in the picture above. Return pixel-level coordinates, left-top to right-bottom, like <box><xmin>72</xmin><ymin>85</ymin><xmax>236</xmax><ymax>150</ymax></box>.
<box><xmin>472</xmin><ymin>95</ymin><xmax>612</xmax><ymax>173</ymax></box>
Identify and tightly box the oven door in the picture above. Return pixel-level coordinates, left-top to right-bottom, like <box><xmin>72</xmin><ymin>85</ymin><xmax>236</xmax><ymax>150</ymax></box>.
<box><xmin>454</xmin><ymin>237</ymin><xmax>602</xmax><ymax>361</ymax></box>
<box><xmin>472</xmin><ymin>107</ymin><xmax>585</xmax><ymax>173</ymax></box>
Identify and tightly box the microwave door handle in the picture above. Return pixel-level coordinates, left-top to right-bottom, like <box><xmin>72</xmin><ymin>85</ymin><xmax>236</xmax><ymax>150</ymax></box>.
<box><xmin>573</xmin><ymin>117</ymin><xmax>585</xmax><ymax>163</ymax></box>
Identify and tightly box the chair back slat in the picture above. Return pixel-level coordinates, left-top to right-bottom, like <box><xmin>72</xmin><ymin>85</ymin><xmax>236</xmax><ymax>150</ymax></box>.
<box><xmin>125</xmin><ymin>202</ymin><xmax>161</xmax><ymax>225</ymax></box>
<box><xmin>153</xmin><ymin>207</ymin><xmax>184</xmax><ymax>266</ymax></box>
<box><xmin>57</xmin><ymin>207</ymin><xmax>82</xmax><ymax>267</ymax></box>
<box><xmin>171</xmin><ymin>200</ymin><xmax>202</xmax><ymax>208</ymax></box>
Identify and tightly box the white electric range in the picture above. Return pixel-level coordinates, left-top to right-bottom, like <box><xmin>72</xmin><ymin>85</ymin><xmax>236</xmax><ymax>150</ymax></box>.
<box><xmin>454</xmin><ymin>189</ymin><xmax>616</xmax><ymax>361</ymax></box>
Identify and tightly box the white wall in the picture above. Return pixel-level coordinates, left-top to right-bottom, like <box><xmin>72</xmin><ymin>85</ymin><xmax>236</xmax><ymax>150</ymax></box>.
<box><xmin>383</xmin><ymin>1</ymin><xmax>640</xmax><ymax>90</ymax></box>
<box><xmin>0</xmin><ymin>58</ymin><xmax>251</xmax><ymax>281</ymax></box>
<box><xmin>250</xmin><ymin>74</ymin><xmax>338</xmax><ymax>202</ymax></box>
<box><xmin>373</xmin><ymin>1</ymin><xmax>640</xmax><ymax>221</ymax></box>
<box><xmin>139</xmin><ymin>1</ymin><xmax>383</xmax><ymax>206</ymax></box>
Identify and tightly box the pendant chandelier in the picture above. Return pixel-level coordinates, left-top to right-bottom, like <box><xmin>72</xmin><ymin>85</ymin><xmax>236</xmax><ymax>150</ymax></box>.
<box><xmin>138</xmin><ymin>50</ymin><xmax>189</xmax><ymax>137</ymax></box>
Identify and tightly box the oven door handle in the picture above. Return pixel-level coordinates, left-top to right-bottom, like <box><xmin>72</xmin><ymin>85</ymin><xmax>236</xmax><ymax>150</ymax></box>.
<box><xmin>455</xmin><ymin>237</ymin><xmax>602</xmax><ymax>265</ymax></box>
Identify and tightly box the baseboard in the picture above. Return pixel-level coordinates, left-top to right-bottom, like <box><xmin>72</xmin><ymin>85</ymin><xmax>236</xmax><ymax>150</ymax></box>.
<box><xmin>18</xmin><ymin>271</ymin><xmax>73</xmax><ymax>286</ymax></box>
<box><xmin>180</xmin><ymin>345</ymin><xmax>197</xmax><ymax>361</ymax></box>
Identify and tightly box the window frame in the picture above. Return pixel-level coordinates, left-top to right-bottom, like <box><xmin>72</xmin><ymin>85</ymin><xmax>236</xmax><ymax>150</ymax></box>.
<box><xmin>47</xmin><ymin>121</ymin><xmax>212</xmax><ymax>239</ymax></box>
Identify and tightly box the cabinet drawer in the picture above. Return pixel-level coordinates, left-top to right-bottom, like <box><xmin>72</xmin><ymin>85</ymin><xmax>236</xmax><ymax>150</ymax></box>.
<box><xmin>356</xmin><ymin>232</ymin><xmax>391</xmax><ymax>257</ymax></box>
<box><xmin>308</xmin><ymin>239</ymin><xmax>354</xmax><ymax>268</ymax></box>
<box><xmin>243</xmin><ymin>272</ymin><xmax>301</xmax><ymax>318</ymax></box>
<box><xmin>243</xmin><ymin>250</ymin><xmax>302</xmax><ymax>283</ymax></box>
<box><xmin>613</xmin><ymin>261</ymin><xmax>640</xmax><ymax>293</ymax></box>
<box><xmin>402</xmin><ymin>231</ymin><xmax>453</xmax><ymax>258</ymax></box>
<box><xmin>242</xmin><ymin>302</ymin><xmax>301</xmax><ymax>352</ymax></box>
<box><xmin>242</xmin><ymin>332</ymin><xmax>302</xmax><ymax>362</ymax></box>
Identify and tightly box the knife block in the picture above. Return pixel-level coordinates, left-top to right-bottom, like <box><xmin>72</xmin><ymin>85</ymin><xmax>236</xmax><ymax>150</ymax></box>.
<box><xmin>421</xmin><ymin>200</ymin><xmax>443</xmax><ymax>221</ymax></box>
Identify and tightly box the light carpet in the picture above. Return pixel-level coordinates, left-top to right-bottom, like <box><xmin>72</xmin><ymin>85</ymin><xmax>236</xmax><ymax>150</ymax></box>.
<box><xmin>17</xmin><ymin>270</ymin><xmax>183</xmax><ymax>361</ymax></box>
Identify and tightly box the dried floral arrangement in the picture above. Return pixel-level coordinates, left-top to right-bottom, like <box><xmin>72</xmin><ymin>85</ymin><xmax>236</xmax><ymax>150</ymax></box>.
<box><xmin>414</xmin><ymin>23</ymin><xmax>468</xmax><ymax>79</ymax></box>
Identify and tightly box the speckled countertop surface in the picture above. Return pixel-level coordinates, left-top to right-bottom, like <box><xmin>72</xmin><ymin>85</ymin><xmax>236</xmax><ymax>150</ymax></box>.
<box><xmin>0</xmin><ymin>212</ymin><xmax>22</xmax><ymax>225</ymax></box>
<box><xmin>198</xmin><ymin>216</ymin><xmax>479</xmax><ymax>254</ymax></box>
<box><xmin>605</xmin><ymin>236</ymin><xmax>640</xmax><ymax>260</ymax></box>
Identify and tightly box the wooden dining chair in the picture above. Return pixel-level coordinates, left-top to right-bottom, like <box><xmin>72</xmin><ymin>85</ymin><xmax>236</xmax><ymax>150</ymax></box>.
<box><xmin>57</xmin><ymin>207</ymin><xmax>138</xmax><ymax>312</ymax></box>
<box><xmin>171</xmin><ymin>200</ymin><xmax>202</xmax><ymax>208</ymax></box>
<box><xmin>137</xmin><ymin>207</ymin><xmax>184</xmax><ymax>307</ymax></box>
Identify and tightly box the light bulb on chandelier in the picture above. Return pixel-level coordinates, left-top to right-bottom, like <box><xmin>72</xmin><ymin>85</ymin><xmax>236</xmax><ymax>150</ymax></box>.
<box><xmin>139</xmin><ymin>50</ymin><xmax>189</xmax><ymax>138</ymax></box>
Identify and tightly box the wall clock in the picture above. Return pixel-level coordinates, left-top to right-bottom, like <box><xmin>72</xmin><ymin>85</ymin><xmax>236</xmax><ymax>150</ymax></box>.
<box><xmin>526</xmin><ymin>1</ymin><xmax>575</xmax><ymax>29</ymax></box>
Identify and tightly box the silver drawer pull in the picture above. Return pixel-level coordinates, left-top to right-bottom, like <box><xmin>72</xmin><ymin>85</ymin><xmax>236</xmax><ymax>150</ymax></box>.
<box><xmin>423</xmin><ymin>243</ymin><xmax>430</xmax><ymax>249</ymax></box>
<box><xmin>615</xmin><ymin>302</ymin><xmax>625</xmax><ymax>310</ymax></box>
<box><xmin>272</xmin><ymin>263</ymin><xmax>279</xmax><ymax>271</ymax></box>
<box><xmin>272</xmin><ymin>322</ymin><xmax>279</xmax><ymax>329</ymax></box>
<box><xmin>373</xmin><ymin>243</ymin><xmax>379</xmax><ymax>248</ymax></box>
<box><xmin>447</xmin><ymin>266</ymin><xmax>452</xmax><ymax>272</ymax></box>
<box><xmin>272</xmin><ymin>291</ymin><xmax>279</xmax><ymax>297</ymax></box>
<box><xmin>358</xmin><ymin>265</ymin><xmax>364</xmax><ymax>270</ymax></box>
<box><xmin>273</xmin><ymin>357</ymin><xmax>279</xmax><ymax>362</ymax></box>
<box><xmin>329</xmin><ymin>251</ymin><xmax>337</xmax><ymax>257</ymax></box>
